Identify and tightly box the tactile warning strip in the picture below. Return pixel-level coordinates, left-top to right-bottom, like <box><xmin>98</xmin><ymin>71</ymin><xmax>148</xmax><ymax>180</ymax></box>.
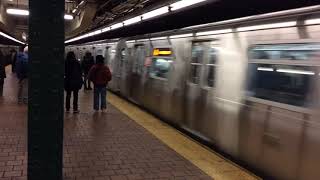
<box><xmin>108</xmin><ymin>92</ymin><xmax>261</xmax><ymax>180</ymax></box>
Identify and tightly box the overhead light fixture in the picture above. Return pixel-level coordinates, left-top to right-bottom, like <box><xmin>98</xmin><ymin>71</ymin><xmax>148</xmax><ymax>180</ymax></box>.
<box><xmin>137</xmin><ymin>39</ymin><xmax>149</xmax><ymax>42</ymax></box>
<box><xmin>79</xmin><ymin>0</ymin><xmax>85</xmax><ymax>6</ymax></box>
<box><xmin>0</xmin><ymin>31</ymin><xmax>25</xmax><ymax>44</ymax></box>
<box><xmin>7</xmin><ymin>8</ymin><xmax>74</xmax><ymax>21</ymax></box>
<box><xmin>236</xmin><ymin>21</ymin><xmax>297</xmax><ymax>32</ymax></box>
<box><xmin>150</xmin><ymin>37</ymin><xmax>168</xmax><ymax>41</ymax></box>
<box><xmin>72</xmin><ymin>9</ymin><xmax>77</xmax><ymax>13</ymax></box>
<box><xmin>126</xmin><ymin>40</ymin><xmax>136</xmax><ymax>43</ymax></box>
<box><xmin>196</xmin><ymin>29</ymin><xmax>232</xmax><ymax>36</ymax></box>
<box><xmin>170</xmin><ymin>33</ymin><xmax>193</xmax><ymax>39</ymax></box>
<box><xmin>102</xmin><ymin>27</ymin><xmax>111</xmax><ymax>32</ymax></box>
<box><xmin>305</xmin><ymin>18</ymin><xmax>320</xmax><ymax>25</ymax></box>
<box><xmin>142</xmin><ymin>6</ymin><xmax>169</xmax><ymax>20</ymax></box>
<box><xmin>170</xmin><ymin>0</ymin><xmax>207</xmax><ymax>11</ymax></box>
<box><xmin>64</xmin><ymin>14</ymin><xmax>74</xmax><ymax>20</ymax></box>
<box><xmin>93</xmin><ymin>30</ymin><xmax>102</xmax><ymax>35</ymax></box>
<box><xmin>110</xmin><ymin>23</ymin><xmax>123</xmax><ymax>30</ymax></box>
<box><xmin>276</xmin><ymin>69</ymin><xmax>315</xmax><ymax>75</ymax></box>
<box><xmin>257</xmin><ymin>67</ymin><xmax>274</xmax><ymax>72</ymax></box>
<box><xmin>123</xmin><ymin>16</ymin><xmax>142</xmax><ymax>26</ymax></box>
<box><xmin>6</xmin><ymin>8</ymin><xmax>29</xmax><ymax>16</ymax></box>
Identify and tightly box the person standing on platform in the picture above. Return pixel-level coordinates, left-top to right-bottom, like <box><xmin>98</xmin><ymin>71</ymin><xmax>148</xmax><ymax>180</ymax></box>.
<box><xmin>81</xmin><ymin>52</ymin><xmax>94</xmax><ymax>90</ymax></box>
<box><xmin>65</xmin><ymin>51</ymin><xmax>83</xmax><ymax>113</ymax></box>
<box><xmin>10</xmin><ymin>49</ymin><xmax>17</xmax><ymax>73</ymax></box>
<box><xmin>0</xmin><ymin>50</ymin><xmax>6</xmax><ymax>97</ymax></box>
<box><xmin>88</xmin><ymin>55</ymin><xmax>112</xmax><ymax>112</ymax></box>
<box><xmin>16</xmin><ymin>46</ymin><xmax>28</xmax><ymax>104</ymax></box>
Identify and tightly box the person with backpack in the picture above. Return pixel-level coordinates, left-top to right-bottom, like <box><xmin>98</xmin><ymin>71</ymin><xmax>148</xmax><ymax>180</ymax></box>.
<box><xmin>0</xmin><ymin>50</ymin><xmax>6</xmax><ymax>97</ymax></box>
<box><xmin>88</xmin><ymin>55</ymin><xmax>112</xmax><ymax>112</ymax></box>
<box><xmin>65</xmin><ymin>51</ymin><xmax>83</xmax><ymax>113</ymax></box>
<box><xmin>16</xmin><ymin>46</ymin><xmax>28</xmax><ymax>104</ymax></box>
<box><xmin>81</xmin><ymin>51</ymin><xmax>95</xmax><ymax>90</ymax></box>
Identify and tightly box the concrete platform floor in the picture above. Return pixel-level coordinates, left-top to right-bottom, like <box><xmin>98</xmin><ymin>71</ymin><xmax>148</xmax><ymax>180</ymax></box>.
<box><xmin>0</xmin><ymin>68</ymin><xmax>258</xmax><ymax>180</ymax></box>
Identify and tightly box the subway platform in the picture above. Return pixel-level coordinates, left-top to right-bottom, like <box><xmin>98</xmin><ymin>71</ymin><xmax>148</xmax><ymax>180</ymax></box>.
<box><xmin>0</xmin><ymin>69</ymin><xmax>258</xmax><ymax>180</ymax></box>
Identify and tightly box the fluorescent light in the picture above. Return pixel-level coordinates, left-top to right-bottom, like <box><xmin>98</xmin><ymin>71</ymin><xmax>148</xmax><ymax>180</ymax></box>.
<box><xmin>124</xmin><ymin>16</ymin><xmax>141</xmax><ymax>26</ymax></box>
<box><xmin>170</xmin><ymin>0</ymin><xmax>206</xmax><ymax>11</ymax></box>
<box><xmin>126</xmin><ymin>40</ymin><xmax>136</xmax><ymax>43</ymax></box>
<box><xmin>79</xmin><ymin>0</ymin><xmax>85</xmax><ymax>6</ymax></box>
<box><xmin>276</xmin><ymin>69</ymin><xmax>315</xmax><ymax>75</ymax></box>
<box><xmin>305</xmin><ymin>18</ymin><xmax>320</xmax><ymax>25</ymax></box>
<box><xmin>93</xmin><ymin>30</ymin><xmax>102</xmax><ymax>35</ymax></box>
<box><xmin>64</xmin><ymin>14</ymin><xmax>74</xmax><ymax>20</ymax></box>
<box><xmin>110</xmin><ymin>23</ymin><xmax>123</xmax><ymax>30</ymax></box>
<box><xmin>102</xmin><ymin>27</ymin><xmax>111</xmax><ymax>32</ymax></box>
<box><xmin>6</xmin><ymin>8</ymin><xmax>29</xmax><ymax>16</ymax></box>
<box><xmin>170</xmin><ymin>33</ymin><xmax>193</xmax><ymax>39</ymax></box>
<box><xmin>236</xmin><ymin>21</ymin><xmax>297</xmax><ymax>32</ymax></box>
<box><xmin>142</xmin><ymin>6</ymin><xmax>169</xmax><ymax>20</ymax></box>
<box><xmin>257</xmin><ymin>67</ymin><xmax>274</xmax><ymax>72</ymax></box>
<box><xmin>0</xmin><ymin>31</ymin><xmax>25</xmax><ymax>44</ymax></box>
<box><xmin>196</xmin><ymin>29</ymin><xmax>232</xmax><ymax>36</ymax></box>
<box><xmin>137</xmin><ymin>39</ymin><xmax>149</xmax><ymax>42</ymax></box>
<box><xmin>72</xmin><ymin>9</ymin><xmax>77</xmax><ymax>13</ymax></box>
<box><xmin>150</xmin><ymin>37</ymin><xmax>167</xmax><ymax>41</ymax></box>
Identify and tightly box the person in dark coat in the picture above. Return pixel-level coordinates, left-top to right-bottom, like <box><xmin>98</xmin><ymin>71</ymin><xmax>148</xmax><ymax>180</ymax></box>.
<box><xmin>0</xmin><ymin>50</ymin><xmax>6</xmax><ymax>97</ymax></box>
<box><xmin>81</xmin><ymin>52</ymin><xmax>94</xmax><ymax>90</ymax></box>
<box><xmin>10</xmin><ymin>49</ymin><xmax>17</xmax><ymax>73</ymax></box>
<box><xmin>65</xmin><ymin>51</ymin><xmax>83</xmax><ymax>113</ymax></box>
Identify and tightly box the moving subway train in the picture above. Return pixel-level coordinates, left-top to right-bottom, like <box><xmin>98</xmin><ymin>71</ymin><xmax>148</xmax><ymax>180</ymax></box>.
<box><xmin>67</xmin><ymin>7</ymin><xmax>320</xmax><ymax>180</ymax></box>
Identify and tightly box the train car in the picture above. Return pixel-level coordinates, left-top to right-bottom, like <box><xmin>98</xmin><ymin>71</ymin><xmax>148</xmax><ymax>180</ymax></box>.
<box><xmin>66</xmin><ymin>7</ymin><xmax>320</xmax><ymax>180</ymax></box>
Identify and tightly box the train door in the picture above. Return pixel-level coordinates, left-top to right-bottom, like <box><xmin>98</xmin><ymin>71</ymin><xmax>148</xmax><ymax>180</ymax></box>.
<box><xmin>184</xmin><ymin>40</ymin><xmax>219</xmax><ymax>139</ymax></box>
<box><xmin>106</xmin><ymin>45</ymin><xmax>118</xmax><ymax>92</ymax></box>
<box><xmin>129</xmin><ymin>44</ymin><xmax>146</xmax><ymax>104</ymax></box>
<box><xmin>147</xmin><ymin>46</ymin><xmax>174</xmax><ymax>119</ymax></box>
<box><xmin>115</xmin><ymin>40</ymin><xmax>131</xmax><ymax>96</ymax></box>
<box><xmin>104</xmin><ymin>46</ymin><xmax>111</xmax><ymax>66</ymax></box>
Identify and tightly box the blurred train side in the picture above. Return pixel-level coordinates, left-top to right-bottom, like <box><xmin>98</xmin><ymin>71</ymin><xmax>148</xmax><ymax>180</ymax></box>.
<box><xmin>66</xmin><ymin>15</ymin><xmax>320</xmax><ymax>180</ymax></box>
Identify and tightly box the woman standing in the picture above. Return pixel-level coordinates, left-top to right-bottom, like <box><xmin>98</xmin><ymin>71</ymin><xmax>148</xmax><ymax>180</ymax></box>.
<box><xmin>65</xmin><ymin>51</ymin><xmax>83</xmax><ymax>113</ymax></box>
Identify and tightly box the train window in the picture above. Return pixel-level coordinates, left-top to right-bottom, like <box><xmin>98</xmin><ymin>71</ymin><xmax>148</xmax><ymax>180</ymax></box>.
<box><xmin>150</xmin><ymin>58</ymin><xmax>172</xmax><ymax>79</ymax></box>
<box><xmin>206</xmin><ymin>48</ymin><xmax>218</xmax><ymax>87</ymax></box>
<box><xmin>247</xmin><ymin>63</ymin><xmax>314</xmax><ymax>107</ymax></box>
<box><xmin>120</xmin><ymin>49</ymin><xmax>126</xmax><ymax>67</ymax></box>
<box><xmin>250</xmin><ymin>43</ymin><xmax>320</xmax><ymax>60</ymax></box>
<box><xmin>190</xmin><ymin>43</ymin><xmax>205</xmax><ymax>84</ymax></box>
<box><xmin>133</xmin><ymin>45</ymin><xmax>145</xmax><ymax>74</ymax></box>
<box><xmin>190</xmin><ymin>41</ymin><xmax>219</xmax><ymax>87</ymax></box>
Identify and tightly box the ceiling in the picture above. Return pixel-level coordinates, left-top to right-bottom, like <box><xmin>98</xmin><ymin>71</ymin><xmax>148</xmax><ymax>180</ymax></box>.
<box><xmin>1</xmin><ymin>0</ymin><xmax>320</xmax><ymax>45</ymax></box>
<box><xmin>0</xmin><ymin>0</ymin><xmax>175</xmax><ymax>43</ymax></box>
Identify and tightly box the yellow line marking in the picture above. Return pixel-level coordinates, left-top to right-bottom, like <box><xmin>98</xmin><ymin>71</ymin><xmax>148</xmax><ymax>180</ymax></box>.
<box><xmin>108</xmin><ymin>92</ymin><xmax>261</xmax><ymax>180</ymax></box>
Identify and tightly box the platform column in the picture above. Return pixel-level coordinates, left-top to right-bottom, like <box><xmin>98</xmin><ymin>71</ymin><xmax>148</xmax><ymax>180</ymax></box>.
<box><xmin>28</xmin><ymin>0</ymin><xmax>65</xmax><ymax>179</ymax></box>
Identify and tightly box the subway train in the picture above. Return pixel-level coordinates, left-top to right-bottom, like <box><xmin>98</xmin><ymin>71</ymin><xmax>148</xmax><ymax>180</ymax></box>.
<box><xmin>66</xmin><ymin>6</ymin><xmax>320</xmax><ymax>180</ymax></box>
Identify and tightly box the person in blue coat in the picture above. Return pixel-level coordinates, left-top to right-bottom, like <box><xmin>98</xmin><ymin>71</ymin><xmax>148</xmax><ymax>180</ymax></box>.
<box><xmin>16</xmin><ymin>46</ymin><xmax>28</xmax><ymax>104</ymax></box>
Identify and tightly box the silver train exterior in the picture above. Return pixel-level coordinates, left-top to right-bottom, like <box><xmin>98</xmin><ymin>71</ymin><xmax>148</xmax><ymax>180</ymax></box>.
<box><xmin>66</xmin><ymin>7</ymin><xmax>320</xmax><ymax>180</ymax></box>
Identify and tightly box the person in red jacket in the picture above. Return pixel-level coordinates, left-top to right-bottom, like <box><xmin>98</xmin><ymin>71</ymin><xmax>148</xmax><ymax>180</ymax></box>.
<box><xmin>88</xmin><ymin>55</ymin><xmax>112</xmax><ymax>111</ymax></box>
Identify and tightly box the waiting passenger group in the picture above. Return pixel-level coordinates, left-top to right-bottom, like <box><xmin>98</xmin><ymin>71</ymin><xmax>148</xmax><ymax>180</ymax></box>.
<box><xmin>64</xmin><ymin>51</ymin><xmax>112</xmax><ymax>113</ymax></box>
<box><xmin>0</xmin><ymin>47</ymin><xmax>112</xmax><ymax>113</ymax></box>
